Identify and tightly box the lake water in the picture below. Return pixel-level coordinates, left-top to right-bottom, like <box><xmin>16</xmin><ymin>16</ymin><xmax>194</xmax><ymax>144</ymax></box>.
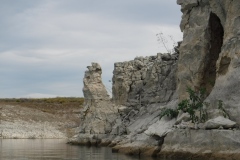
<box><xmin>0</xmin><ymin>139</ymin><xmax>156</xmax><ymax>160</ymax></box>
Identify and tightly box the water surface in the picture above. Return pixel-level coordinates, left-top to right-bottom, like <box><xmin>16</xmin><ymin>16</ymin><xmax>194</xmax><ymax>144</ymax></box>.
<box><xmin>0</xmin><ymin>139</ymin><xmax>155</xmax><ymax>160</ymax></box>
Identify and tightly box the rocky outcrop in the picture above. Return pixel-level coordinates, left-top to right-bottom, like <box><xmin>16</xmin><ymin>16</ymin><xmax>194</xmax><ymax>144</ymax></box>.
<box><xmin>79</xmin><ymin>63</ymin><xmax>117</xmax><ymax>134</ymax></box>
<box><xmin>112</xmin><ymin>53</ymin><xmax>178</xmax><ymax>106</ymax></box>
<box><xmin>70</xmin><ymin>59</ymin><xmax>179</xmax><ymax>156</ymax></box>
<box><xmin>70</xmin><ymin>0</ymin><xmax>240</xmax><ymax>159</ymax></box>
<box><xmin>161</xmin><ymin>129</ymin><xmax>240</xmax><ymax>160</ymax></box>
<box><xmin>83</xmin><ymin>62</ymin><xmax>110</xmax><ymax>102</ymax></box>
<box><xmin>109</xmin><ymin>100</ymin><xmax>178</xmax><ymax>157</ymax></box>
<box><xmin>177</xmin><ymin>0</ymin><xmax>240</xmax><ymax>124</ymax></box>
<box><xmin>156</xmin><ymin>0</ymin><xmax>240</xmax><ymax>158</ymax></box>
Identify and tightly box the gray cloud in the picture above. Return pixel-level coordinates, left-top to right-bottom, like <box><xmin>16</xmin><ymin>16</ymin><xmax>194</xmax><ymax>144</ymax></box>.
<box><xmin>0</xmin><ymin>0</ymin><xmax>182</xmax><ymax>98</ymax></box>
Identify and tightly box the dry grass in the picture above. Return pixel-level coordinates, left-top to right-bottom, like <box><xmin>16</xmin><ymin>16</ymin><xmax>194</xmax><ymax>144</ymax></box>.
<box><xmin>0</xmin><ymin>97</ymin><xmax>84</xmax><ymax>114</ymax></box>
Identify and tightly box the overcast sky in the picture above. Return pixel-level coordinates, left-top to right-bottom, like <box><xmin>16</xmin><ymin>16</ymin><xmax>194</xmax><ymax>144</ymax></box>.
<box><xmin>0</xmin><ymin>0</ymin><xmax>182</xmax><ymax>98</ymax></box>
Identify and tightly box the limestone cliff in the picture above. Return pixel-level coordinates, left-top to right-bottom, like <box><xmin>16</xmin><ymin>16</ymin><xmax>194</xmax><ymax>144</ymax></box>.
<box><xmin>70</xmin><ymin>56</ymin><xmax>179</xmax><ymax>152</ymax></box>
<box><xmin>70</xmin><ymin>0</ymin><xmax>240</xmax><ymax>159</ymax></box>
<box><xmin>112</xmin><ymin>53</ymin><xmax>178</xmax><ymax>106</ymax></box>
<box><xmin>177</xmin><ymin>0</ymin><xmax>240</xmax><ymax>124</ymax></box>
<box><xmin>159</xmin><ymin>0</ymin><xmax>240</xmax><ymax>158</ymax></box>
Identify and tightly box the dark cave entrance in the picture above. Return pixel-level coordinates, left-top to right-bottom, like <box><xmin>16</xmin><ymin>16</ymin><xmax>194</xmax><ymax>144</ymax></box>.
<box><xmin>201</xmin><ymin>12</ymin><xmax>224</xmax><ymax>95</ymax></box>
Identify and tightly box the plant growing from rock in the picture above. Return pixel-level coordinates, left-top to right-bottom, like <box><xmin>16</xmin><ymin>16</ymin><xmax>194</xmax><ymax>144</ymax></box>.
<box><xmin>218</xmin><ymin>100</ymin><xmax>230</xmax><ymax>118</ymax></box>
<box><xmin>156</xmin><ymin>32</ymin><xmax>177</xmax><ymax>54</ymax></box>
<box><xmin>178</xmin><ymin>87</ymin><xmax>208</xmax><ymax>123</ymax></box>
<box><xmin>159</xmin><ymin>108</ymin><xmax>179</xmax><ymax>119</ymax></box>
<box><xmin>159</xmin><ymin>87</ymin><xmax>208</xmax><ymax>123</ymax></box>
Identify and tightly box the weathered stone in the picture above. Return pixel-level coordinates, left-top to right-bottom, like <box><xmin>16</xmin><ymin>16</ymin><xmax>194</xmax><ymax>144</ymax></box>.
<box><xmin>70</xmin><ymin>1</ymin><xmax>240</xmax><ymax>159</ymax></box>
<box><xmin>112</xmin><ymin>134</ymin><xmax>162</xmax><ymax>157</ymax></box>
<box><xmin>181</xmin><ymin>0</ymin><xmax>198</xmax><ymax>11</ymax></box>
<box><xmin>144</xmin><ymin>118</ymin><xmax>175</xmax><ymax>137</ymax></box>
<box><xmin>175</xmin><ymin>112</ymin><xmax>191</xmax><ymax>125</ymax></box>
<box><xmin>80</xmin><ymin>63</ymin><xmax>118</xmax><ymax>134</ymax></box>
<box><xmin>161</xmin><ymin>129</ymin><xmax>240</xmax><ymax>159</ymax></box>
<box><xmin>112</xmin><ymin>53</ymin><xmax>178</xmax><ymax>106</ymax></box>
<box><xmin>83</xmin><ymin>62</ymin><xmax>110</xmax><ymax>102</ymax></box>
<box><xmin>177</xmin><ymin>0</ymin><xmax>240</xmax><ymax>125</ymax></box>
<box><xmin>204</xmin><ymin>116</ymin><xmax>237</xmax><ymax>129</ymax></box>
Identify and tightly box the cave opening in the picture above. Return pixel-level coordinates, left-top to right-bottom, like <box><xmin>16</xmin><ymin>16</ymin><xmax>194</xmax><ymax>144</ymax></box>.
<box><xmin>201</xmin><ymin>12</ymin><xmax>224</xmax><ymax>96</ymax></box>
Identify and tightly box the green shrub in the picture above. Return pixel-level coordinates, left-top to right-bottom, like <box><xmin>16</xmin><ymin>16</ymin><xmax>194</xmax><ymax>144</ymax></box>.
<box><xmin>159</xmin><ymin>87</ymin><xmax>230</xmax><ymax>124</ymax></box>
<box><xmin>177</xmin><ymin>87</ymin><xmax>208</xmax><ymax>123</ymax></box>
<box><xmin>159</xmin><ymin>87</ymin><xmax>208</xmax><ymax>123</ymax></box>
<box><xmin>159</xmin><ymin>108</ymin><xmax>179</xmax><ymax>119</ymax></box>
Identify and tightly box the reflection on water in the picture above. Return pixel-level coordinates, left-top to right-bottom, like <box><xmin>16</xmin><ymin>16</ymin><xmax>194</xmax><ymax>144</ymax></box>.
<box><xmin>0</xmin><ymin>139</ymin><xmax>155</xmax><ymax>160</ymax></box>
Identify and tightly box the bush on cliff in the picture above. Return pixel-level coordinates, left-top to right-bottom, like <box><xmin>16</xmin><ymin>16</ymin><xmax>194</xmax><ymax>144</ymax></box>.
<box><xmin>159</xmin><ymin>87</ymin><xmax>208</xmax><ymax>123</ymax></box>
<box><xmin>178</xmin><ymin>87</ymin><xmax>208</xmax><ymax>123</ymax></box>
<box><xmin>159</xmin><ymin>108</ymin><xmax>179</xmax><ymax>119</ymax></box>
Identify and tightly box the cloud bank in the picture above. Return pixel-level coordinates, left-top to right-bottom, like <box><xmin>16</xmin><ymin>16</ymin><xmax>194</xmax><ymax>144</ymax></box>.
<box><xmin>0</xmin><ymin>0</ymin><xmax>182</xmax><ymax>98</ymax></box>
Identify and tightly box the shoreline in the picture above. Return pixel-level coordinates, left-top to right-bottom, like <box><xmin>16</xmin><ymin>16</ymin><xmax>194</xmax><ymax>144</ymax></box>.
<box><xmin>68</xmin><ymin>128</ymin><xmax>240</xmax><ymax>160</ymax></box>
<box><xmin>0</xmin><ymin>103</ymin><xmax>82</xmax><ymax>139</ymax></box>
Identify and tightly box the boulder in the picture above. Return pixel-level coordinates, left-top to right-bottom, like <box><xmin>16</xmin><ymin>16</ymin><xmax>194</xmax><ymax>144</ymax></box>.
<box><xmin>204</xmin><ymin>116</ymin><xmax>237</xmax><ymax>129</ymax></box>
<box><xmin>144</xmin><ymin>118</ymin><xmax>175</xmax><ymax>137</ymax></box>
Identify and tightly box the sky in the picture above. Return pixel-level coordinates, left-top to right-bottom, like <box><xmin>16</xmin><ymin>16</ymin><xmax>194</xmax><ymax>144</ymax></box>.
<box><xmin>0</xmin><ymin>0</ymin><xmax>182</xmax><ymax>98</ymax></box>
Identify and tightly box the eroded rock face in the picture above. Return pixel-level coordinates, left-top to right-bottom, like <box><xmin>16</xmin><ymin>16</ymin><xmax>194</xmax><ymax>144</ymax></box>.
<box><xmin>80</xmin><ymin>63</ymin><xmax>117</xmax><ymax>134</ymax></box>
<box><xmin>83</xmin><ymin>62</ymin><xmax>110</xmax><ymax>102</ymax></box>
<box><xmin>161</xmin><ymin>129</ymin><xmax>240</xmax><ymax>159</ymax></box>
<box><xmin>112</xmin><ymin>53</ymin><xmax>178</xmax><ymax>106</ymax></box>
<box><xmin>177</xmin><ymin>0</ymin><xmax>240</xmax><ymax>123</ymax></box>
<box><xmin>70</xmin><ymin>1</ymin><xmax>240</xmax><ymax>159</ymax></box>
